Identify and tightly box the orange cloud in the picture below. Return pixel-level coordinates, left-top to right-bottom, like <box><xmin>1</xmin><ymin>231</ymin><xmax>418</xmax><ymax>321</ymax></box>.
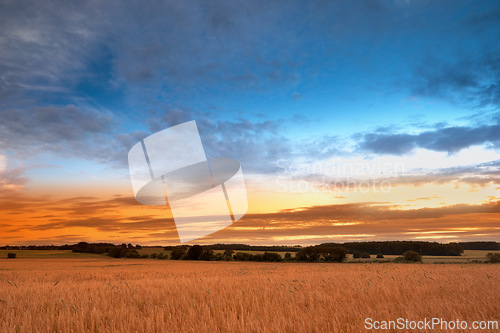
<box><xmin>1</xmin><ymin>185</ymin><xmax>499</xmax><ymax>245</ymax></box>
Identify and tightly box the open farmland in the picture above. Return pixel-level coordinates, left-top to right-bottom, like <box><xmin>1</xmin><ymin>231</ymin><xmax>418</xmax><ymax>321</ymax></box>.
<box><xmin>0</xmin><ymin>259</ymin><xmax>498</xmax><ymax>332</ymax></box>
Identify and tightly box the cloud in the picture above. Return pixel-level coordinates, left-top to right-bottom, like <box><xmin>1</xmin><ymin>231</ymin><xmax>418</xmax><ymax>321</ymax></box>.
<box><xmin>207</xmin><ymin>201</ymin><xmax>500</xmax><ymax>244</ymax></box>
<box><xmin>0</xmin><ymin>166</ymin><xmax>29</xmax><ymax>191</ymax></box>
<box><xmin>0</xmin><ymin>105</ymin><xmax>135</xmax><ymax>165</ymax></box>
<box><xmin>0</xmin><ymin>1</ymin><xmax>105</xmax><ymax>102</ymax></box>
<box><xmin>408</xmin><ymin>48</ymin><xmax>500</xmax><ymax>111</ymax></box>
<box><xmin>1</xmin><ymin>188</ymin><xmax>499</xmax><ymax>245</ymax></box>
<box><xmin>359</xmin><ymin>119</ymin><xmax>500</xmax><ymax>155</ymax></box>
<box><xmin>295</xmin><ymin>159</ymin><xmax>500</xmax><ymax>192</ymax></box>
<box><xmin>143</xmin><ymin>107</ymin><xmax>293</xmax><ymax>173</ymax></box>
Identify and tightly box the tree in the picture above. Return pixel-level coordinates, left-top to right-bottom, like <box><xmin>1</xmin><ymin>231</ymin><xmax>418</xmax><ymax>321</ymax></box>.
<box><xmin>402</xmin><ymin>250</ymin><xmax>422</xmax><ymax>262</ymax></box>
<box><xmin>262</xmin><ymin>252</ymin><xmax>283</xmax><ymax>262</ymax></box>
<box><xmin>214</xmin><ymin>253</ymin><xmax>225</xmax><ymax>261</ymax></box>
<box><xmin>109</xmin><ymin>247</ymin><xmax>126</xmax><ymax>258</ymax></box>
<box><xmin>284</xmin><ymin>252</ymin><xmax>292</xmax><ymax>260</ymax></box>
<box><xmin>170</xmin><ymin>248</ymin><xmax>187</xmax><ymax>260</ymax></box>
<box><xmin>296</xmin><ymin>246</ymin><xmax>347</xmax><ymax>262</ymax></box>
<box><xmin>223</xmin><ymin>249</ymin><xmax>234</xmax><ymax>259</ymax></box>
<box><xmin>322</xmin><ymin>247</ymin><xmax>348</xmax><ymax>262</ymax></box>
<box><xmin>157</xmin><ymin>252</ymin><xmax>169</xmax><ymax>260</ymax></box>
<box><xmin>486</xmin><ymin>252</ymin><xmax>500</xmax><ymax>263</ymax></box>
<box><xmin>353</xmin><ymin>251</ymin><xmax>361</xmax><ymax>259</ymax></box>
<box><xmin>233</xmin><ymin>252</ymin><xmax>253</xmax><ymax>261</ymax></box>
<box><xmin>7</xmin><ymin>252</ymin><xmax>16</xmax><ymax>259</ymax></box>
<box><xmin>361</xmin><ymin>252</ymin><xmax>370</xmax><ymax>259</ymax></box>
<box><xmin>376</xmin><ymin>253</ymin><xmax>384</xmax><ymax>259</ymax></box>
<box><xmin>125</xmin><ymin>250</ymin><xmax>140</xmax><ymax>258</ymax></box>
<box><xmin>200</xmin><ymin>249</ymin><xmax>215</xmax><ymax>261</ymax></box>
<box><xmin>187</xmin><ymin>245</ymin><xmax>204</xmax><ymax>260</ymax></box>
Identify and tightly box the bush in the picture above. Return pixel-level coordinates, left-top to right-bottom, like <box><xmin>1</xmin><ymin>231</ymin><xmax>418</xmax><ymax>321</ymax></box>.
<box><xmin>223</xmin><ymin>249</ymin><xmax>234</xmax><ymax>260</ymax></box>
<box><xmin>200</xmin><ymin>249</ymin><xmax>215</xmax><ymax>261</ymax></box>
<box><xmin>376</xmin><ymin>253</ymin><xmax>384</xmax><ymax>259</ymax></box>
<box><xmin>140</xmin><ymin>254</ymin><xmax>149</xmax><ymax>259</ymax></box>
<box><xmin>402</xmin><ymin>250</ymin><xmax>422</xmax><ymax>262</ymax></box>
<box><xmin>296</xmin><ymin>246</ymin><xmax>348</xmax><ymax>262</ymax></box>
<box><xmin>353</xmin><ymin>251</ymin><xmax>361</xmax><ymax>259</ymax></box>
<box><xmin>170</xmin><ymin>248</ymin><xmax>187</xmax><ymax>260</ymax></box>
<box><xmin>7</xmin><ymin>252</ymin><xmax>16</xmax><ymax>258</ymax></box>
<box><xmin>361</xmin><ymin>252</ymin><xmax>370</xmax><ymax>259</ymax></box>
<box><xmin>262</xmin><ymin>252</ymin><xmax>283</xmax><ymax>262</ymax></box>
<box><xmin>486</xmin><ymin>252</ymin><xmax>500</xmax><ymax>263</ymax></box>
<box><xmin>150</xmin><ymin>253</ymin><xmax>157</xmax><ymax>259</ymax></box>
<box><xmin>108</xmin><ymin>247</ymin><xmax>127</xmax><ymax>258</ymax></box>
<box><xmin>157</xmin><ymin>253</ymin><xmax>169</xmax><ymax>260</ymax></box>
<box><xmin>125</xmin><ymin>250</ymin><xmax>140</xmax><ymax>258</ymax></box>
<box><xmin>187</xmin><ymin>245</ymin><xmax>203</xmax><ymax>260</ymax></box>
<box><xmin>233</xmin><ymin>252</ymin><xmax>254</xmax><ymax>261</ymax></box>
<box><xmin>214</xmin><ymin>253</ymin><xmax>225</xmax><ymax>261</ymax></box>
<box><xmin>284</xmin><ymin>252</ymin><xmax>292</xmax><ymax>260</ymax></box>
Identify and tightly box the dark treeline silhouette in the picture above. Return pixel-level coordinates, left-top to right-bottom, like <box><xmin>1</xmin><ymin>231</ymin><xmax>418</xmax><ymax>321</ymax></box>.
<box><xmin>72</xmin><ymin>242</ymin><xmax>117</xmax><ymax>254</ymax></box>
<box><xmin>233</xmin><ymin>251</ymin><xmax>284</xmax><ymax>262</ymax></box>
<box><xmin>4</xmin><ymin>241</ymin><xmax>499</xmax><ymax>256</ymax></box>
<box><xmin>319</xmin><ymin>241</ymin><xmax>464</xmax><ymax>256</ymax></box>
<box><xmin>163</xmin><ymin>243</ymin><xmax>302</xmax><ymax>252</ymax></box>
<box><xmin>451</xmin><ymin>242</ymin><xmax>500</xmax><ymax>250</ymax></box>
<box><xmin>169</xmin><ymin>245</ymin><xmax>285</xmax><ymax>262</ymax></box>
<box><xmin>295</xmin><ymin>246</ymin><xmax>348</xmax><ymax>262</ymax></box>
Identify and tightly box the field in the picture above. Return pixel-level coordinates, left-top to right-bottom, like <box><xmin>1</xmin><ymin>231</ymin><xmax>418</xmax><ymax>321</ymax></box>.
<box><xmin>0</xmin><ymin>258</ymin><xmax>499</xmax><ymax>332</ymax></box>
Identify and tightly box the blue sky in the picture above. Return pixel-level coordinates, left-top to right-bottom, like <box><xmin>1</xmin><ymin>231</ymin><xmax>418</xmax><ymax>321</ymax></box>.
<box><xmin>1</xmin><ymin>0</ymin><xmax>500</xmax><ymax>244</ymax></box>
<box><xmin>2</xmin><ymin>0</ymin><xmax>499</xmax><ymax>170</ymax></box>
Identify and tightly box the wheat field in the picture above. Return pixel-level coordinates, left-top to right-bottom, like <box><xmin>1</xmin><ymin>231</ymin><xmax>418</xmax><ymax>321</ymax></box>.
<box><xmin>0</xmin><ymin>259</ymin><xmax>498</xmax><ymax>332</ymax></box>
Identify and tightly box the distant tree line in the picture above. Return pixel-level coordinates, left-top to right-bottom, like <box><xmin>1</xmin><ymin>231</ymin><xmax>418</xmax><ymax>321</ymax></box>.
<box><xmin>7</xmin><ymin>241</ymin><xmax>500</xmax><ymax>259</ymax></box>
<box><xmin>319</xmin><ymin>241</ymin><xmax>464</xmax><ymax>256</ymax></box>
<box><xmin>163</xmin><ymin>243</ymin><xmax>302</xmax><ymax>252</ymax></box>
<box><xmin>451</xmin><ymin>242</ymin><xmax>500</xmax><ymax>250</ymax></box>
<box><xmin>169</xmin><ymin>245</ymin><xmax>285</xmax><ymax>262</ymax></box>
<box><xmin>3</xmin><ymin>241</ymin><xmax>499</xmax><ymax>255</ymax></box>
<box><xmin>295</xmin><ymin>246</ymin><xmax>348</xmax><ymax>262</ymax></box>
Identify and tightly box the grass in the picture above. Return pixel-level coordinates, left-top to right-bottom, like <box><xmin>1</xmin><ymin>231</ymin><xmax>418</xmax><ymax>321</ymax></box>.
<box><xmin>0</xmin><ymin>259</ymin><xmax>498</xmax><ymax>332</ymax></box>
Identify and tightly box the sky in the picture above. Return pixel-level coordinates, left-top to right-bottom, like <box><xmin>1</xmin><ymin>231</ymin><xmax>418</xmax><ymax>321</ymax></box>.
<box><xmin>1</xmin><ymin>0</ymin><xmax>499</xmax><ymax>246</ymax></box>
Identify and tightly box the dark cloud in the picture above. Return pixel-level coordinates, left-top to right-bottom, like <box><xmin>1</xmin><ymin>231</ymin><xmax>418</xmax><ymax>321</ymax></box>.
<box><xmin>0</xmin><ymin>105</ymin><xmax>134</xmax><ymax>166</ymax></box>
<box><xmin>359</xmin><ymin>119</ymin><xmax>500</xmax><ymax>155</ymax></box>
<box><xmin>0</xmin><ymin>1</ymin><xmax>105</xmax><ymax>102</ymax></box>
<box><xmin>410</xmin><ymin>54</ymin><xmax>500</xmax><ymax>110</ymax></box>
<box><xmin>143</xmin><ymin>108</ymin><xmax>292</xmax><ymax>173</ymax></box>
